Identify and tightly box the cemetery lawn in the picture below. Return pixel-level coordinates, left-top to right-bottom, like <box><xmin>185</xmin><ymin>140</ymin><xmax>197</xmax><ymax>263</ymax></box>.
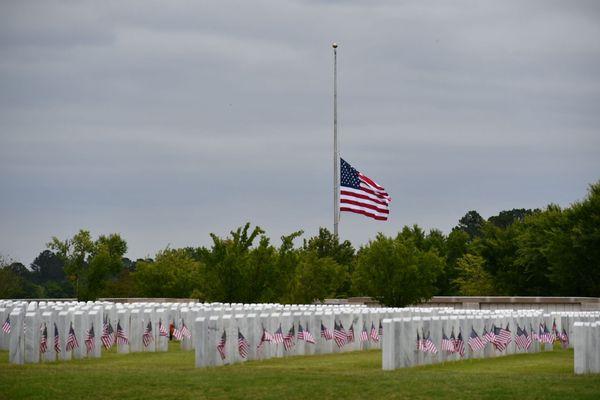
<box><xmin>1</xmin><ymin>344</ymin><xmax>600</xmax><ymax>400</ymax></box>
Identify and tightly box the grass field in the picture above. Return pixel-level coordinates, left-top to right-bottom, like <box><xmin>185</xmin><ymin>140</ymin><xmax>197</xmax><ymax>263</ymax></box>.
<box><xmin>1</xmin><ymin>344</ymin><xmax>600</xmax><ymax>400</ymax></box>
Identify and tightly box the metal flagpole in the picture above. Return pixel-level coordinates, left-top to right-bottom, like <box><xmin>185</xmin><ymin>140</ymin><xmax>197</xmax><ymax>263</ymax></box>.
<box><xmin>333</xmin><ymin>42</ymin><xmax>339</xmax><ymax>237</ymax></box>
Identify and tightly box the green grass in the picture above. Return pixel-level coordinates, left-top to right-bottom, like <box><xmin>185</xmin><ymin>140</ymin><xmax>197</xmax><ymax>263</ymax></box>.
<box><xmin>1</xmin><ymin>343</ymin><xmax>599</xmax><ymax>400</ymax></box>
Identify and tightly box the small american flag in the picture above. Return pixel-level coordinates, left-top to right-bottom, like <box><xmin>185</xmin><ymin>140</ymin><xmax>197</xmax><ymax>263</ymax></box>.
<box><xmin>273</xmin><ymin>324</ymin><xmax>284</xmax><ymax>344</ymax></box>
<box><xmin>340</xmin><ymin>158</ymin><xmax>391</xmax><ymax>221</ymax></box>
<box><xmin>499</xmin><ymin>324</ymin><xmax>512</xmax><ymax>346</ymax></box>
<box><xmin>283</xmin><ymin>325</ymin><xmax>295</xmax><ymax>351</ymax></box>
<box><xmin>347</xmin><ymin>323</ymin><xmax>355</xmax><ymax>343</ymax></box>
<box><xmin>541</xmin><ymin>323</ymin><xmax>552</xmax><ymax>344</ymax></box>
<box><xmin>116</xmin><ymin>320</ymin><xmax>129</xmax><ymax>345</ymax></box>
<box><xmin>297</xmin><ymin>323</ymin><xmax>305</xmax><ymax>341</ymax></box>
<box><xmin>159</xmin><ymin>319</ymin><xmax>169</xmax><ymax>337</ymax></box>
<box><xmin>492</xmin><ymin>325</ymin><xmax>507</xmax><ymax>351</ymax></box>
<box><xmin>39</xmin><ymin>323</ymin><xmax>48</xmax><ymax>354</ymax></box>
<box><xmin>304</xmin><ymin>323</ymin><xmax>316</xmax><ymax>344</ymax></box>
<box><xmin>54</xmin><ymin>323</ymin><xmax>61</xmax><ymax>353</ymax></box>
<box><xmin>257</xmin><ymin>325</ymin><xmax>273</xmax><ymax>350</ymax></box>
<box><xmin>85</xmin><ymin>324</ymin><xmax>95</xmax><ymax>353</ymax></box>
<box><xmin>551</xmin><ymin>319</ymin><xmax>558</xmax><ymax>343</ymax></box>
<box><xmin>101</xmin><ymin>318</ymin><xmax>114</xmax><ymax>349</ymax></box>
<box><xmin>2</xmin><ymin>316</ymin><xmax>10</xmax><ymax>334</ymax></box>
<box><xmin>333</xmin><ymin>322</ymin><xmax>346</xmax><ymax>348</ymax></box>
<box><xmin>238</xmin><ymin>329</ymin><xmax>249</xmax><ymax>359</ymax></box>
<box><xmin>360</xmin><ymin>323</ymin><xmax>369</xmax><ymax>343</ymax></box>
<box><xmin>370</xmin><ymin>322</ymin><xmax>380</xmax><ymax>342</ymax></box>
<box><xmin>422</xmin><ymin>330</ymin><xmax>438</xmax><ymax>354</ymax></box>
<box><xmin>468</xmin><ymin>327</ymin><xmax>485</xmax><ymax>352</ymax></box>
<box><xmin>142</xmin><ymin>321</ymin><xmax>153</xmax><ymax>347</ymax></box>
<box><xmin>320</xmin><ymin>321</ymin><xmax>333</xmax><ymax>340</ymax></box>
<box><xmin>482</xmin><ymin>326</ymin><xmax>495</xmax><ymax>344</ymax></box>
<box><xmin>560</xmin><ymin>328</ymin><xmax>569</xmax><ymax>348</ymax></box>
<box><xmin>515</xmin><ymin>325</ymin><xmax>532</xmax><ymax>350</ymax></box>
<box><xmin>416</xmin><ymin>330</ymin><xmax>423</xmax><ymax>351</ymax></box>
<box><xmin>217</xmin><ymin>330</ymin><xmax>227</xmax><ymax>360</ymax></box>
<box><xmin>441</xmin><ymin>329</ymin><xmax>455</xmax><ymax>353</ymax></box>
<box><xmin>378</xmin><ymin>321</ymin><xmax>383</xmax><ymax>337</ymax></box>
<box><xmin>172</xmin><ymin>320</ymin><xmax>184</xmax><ymax>341</ymax></box>
<box><xmin>453</xmin><ymin>331</ymin><xmax>465</xmax><ymax>357</ymax></box>
<box><xmin>66</xmin><ymin>323</ymin><xmax>79</xmax><ymax>351</ymax></box>
<box><xmin>180</xmin><ymin>319</ymin><xmax>191</xmax><ymax>339</ymax></box>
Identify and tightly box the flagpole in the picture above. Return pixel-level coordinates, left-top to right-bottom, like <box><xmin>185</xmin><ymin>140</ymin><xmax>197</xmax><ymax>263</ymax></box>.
<box><xmin>333</xmin><ymin>42</ymin><xmax>339</xmax><ymax>237</ymax></box>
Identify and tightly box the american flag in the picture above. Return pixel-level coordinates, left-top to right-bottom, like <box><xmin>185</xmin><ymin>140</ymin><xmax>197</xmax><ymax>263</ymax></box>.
<box><xmin>347</xmin><ymin>323</ymin><xmax>355</xmax><ymax>343</ymax></box>
<box><xmin>492</xmin><ymin>325</ymin><xmax>507</xmax><ymax>351</ymax></box>
<box><xmin>515</xmin><ymin>325</ymin><xmax>532</xmax><ymax>350</ymax></box>
<box><xmin>283</xmin><ymin>325</ymin><xmax>295</xmax><ymax>351</ymax></box>
<box><xmin>482</xmin><ymin>326</ymin><xmax>495</xmax><ymax>344</ymax></box>
<box><xmin>66</xmin><ymin>323</ymin><xmax>79</xmax><ymax>351</ymax></box>
<box><xmin>304</xmin><ymin>323</ymin><xmax>316</xmax><ymax>344</ymax></box>
<box><xmin>422</xmin><ymin>330</ymin><xmax>438</xmax><ymax>354</ymax></box>
<box><xmin>172</xmin><ymin>320</ymin><xmax>184</xmax><ymax>341</ymax></box>
<box><xmin>560</xmin><ymin>328</ymin><xmax>569</xmax><ymax>348</ymax></box>
<box><xmin>297</xmin><ymin>323</ymin><xmax>305</xmax><ymax>341</ymax></box>
<box><xmin>441</xmin><ymin>329</ymin><xmax>455</xmax><ymax>353</ymax></box>
<box><xmin>378</xmin><ymin>321</ymin><xmax>383</xmax><ymax>337</ymax></box>
<box><xmin>541</xmin><ymin>323</ymin><xmax>553</xmax><ymax>344</ymax></box>
<box><xmin>453</xmin><ymin>331</ymin><xmax>465</xmax><ymax>357</ymax></box>
<box><xmin>159</xmin><ymin>319</ymin><xmax>169</xmax><ymax>337</ymax></box>
<box><xmin>273</xmin><ymin>324</ymin><xmax>284</xmax><ymax>344</ymax></box>
<box><xmin>101</xmin><ymin>318</ymin><xmax>114</xmax><ymax>349</ymax></box>
<box><xmin>2</xmin><ymin>316</ymin><xmax>10</xmax><ymax>334</ymax></box>
<box><xmin>500</xmin><ymin>324</ymin><xmax>512</xmax><ymax>346</ymax></box>
<box><xmin>360</xmin><ymin>323</ymin><xmax>369</xmax><ymax>343</ymax></box>
<box><xmin>217</xmin><ymin>330</ymin><xmax>227</xmax><ymax>360</ymax></box>
<box><xmin>85</xmin><ymin>324</ymin><xmax>95</xmax><ymax>353</ymax></box>
<box><xmin>340</xmin><ymin>158</ymin><xmax>391</xmax><ymax>221</ymax></box>
<box><xmin>320</xmin><ymin>322</ymin><xmax>333</xmax><ymax>340</ymax></box>
<box><xmin>180</xmin><ymin>319</ymin><xmax>192</xmax><ymax>339</ymax></box>
<box><xmin>370</xmin><ymin>322</ymin><xmax>380</xmax><ymax>342</ymax></box>
<box><xmin>257</xmin><ymin>324</ymin><xmax>274</xmax><ymax>350</ymax></box>
<box><xmin>39</xmin><ymin>323</ymin><xmax>48</xmax><ymax>354</ymax></box>
<box><xmin>54</xmin><ymin>323</ymin><xmax>61</xmax><ymax>353</ymax></box>
<box><xmin>468</xmin><ymin>327</ymin><xmax>485</xmax><ymax>351</ymax></box>
<box><xmin>333</xmin><ymin>322</ymin><xmax>346</xmax><ymax>348</ymax></box>
<box><xmin>142</xmin><ymin>321</ymin><xmax>153</xmax><ymax>347</ymax></box>
<box><xmin>551</xmin><ymin>319</ymin><xmax>558</xmax><ymax>343</ymax></box>
<box><xmin>238</xmin><ymin>329</ymin><xmax>249</xmax><ymax>359</ymax></box>
<box><xmin>116</xmin><ymin>320</ymin><xmax>129</xmax><ymax>345</ymax></box>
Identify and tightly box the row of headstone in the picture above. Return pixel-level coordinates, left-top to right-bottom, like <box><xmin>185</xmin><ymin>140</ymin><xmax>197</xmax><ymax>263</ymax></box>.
<box><xmin>194</xmin><ymin>308</ymin><xmax>387</xmax><ymax>367</ymax></box>
<box><xmin>573</xmin><ymin>321</ymin><xmax>600</xmax><ymax>374</ymax></box>
<box><xmin>381</xmin><ymin>311</ymin><xmax>574</xmax><ymax>370</ymax></box>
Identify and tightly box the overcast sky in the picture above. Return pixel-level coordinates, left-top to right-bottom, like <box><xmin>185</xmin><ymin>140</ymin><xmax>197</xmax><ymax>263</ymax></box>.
<box><xmin>1</xmin><ymin>0</ymin><xmax>599</xmax><ymax>264</ymax></box>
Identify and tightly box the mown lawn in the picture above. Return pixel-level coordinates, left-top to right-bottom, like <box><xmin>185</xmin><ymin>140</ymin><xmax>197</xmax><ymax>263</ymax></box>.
<box><xmin>1</xmin><ymin>343</ymin><xmax>599</xmax><ymax>400</ymax></box>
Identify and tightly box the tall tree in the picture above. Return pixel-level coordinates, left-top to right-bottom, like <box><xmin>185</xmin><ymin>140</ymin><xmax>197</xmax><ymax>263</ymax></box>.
<box><xmin>47</xmin><ymin>230</ymin><xmax>127</xmax><ymax>300</ymax></box>
<box><xmin>352</xmin><ymin>232</ymin><xmax>444</xmax><ymax>306</ymax></box>
<box><xmin>455</xmin><ymin>210</ymin><xmax>486</xmax><ymax>239</ymax></box>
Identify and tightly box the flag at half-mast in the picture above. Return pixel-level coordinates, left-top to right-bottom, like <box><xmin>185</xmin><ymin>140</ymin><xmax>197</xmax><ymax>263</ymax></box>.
<box><xmin>340</xmin><ymin>158</ymin><xmax>391</xmax><ymax>221</ymax></box>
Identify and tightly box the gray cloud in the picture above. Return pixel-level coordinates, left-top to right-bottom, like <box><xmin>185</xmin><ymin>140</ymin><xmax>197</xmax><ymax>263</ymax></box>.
<box><xmin>1</xmin><ymin>0</ymin><xmax>599</xmax><ymax>263</ymax></box>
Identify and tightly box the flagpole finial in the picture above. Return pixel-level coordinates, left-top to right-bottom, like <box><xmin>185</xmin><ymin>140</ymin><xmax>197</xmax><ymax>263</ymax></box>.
<box><xmin>332</xmin><ymin>42</ymin><xmax>338</xmax><ymax>48</ymax></box>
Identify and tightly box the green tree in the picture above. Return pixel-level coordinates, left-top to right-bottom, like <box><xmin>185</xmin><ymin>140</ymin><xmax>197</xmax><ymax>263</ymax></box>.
<box><xmin>453</xmin><ymin>254</ymin><xmax>495</xmax><ymax>296</ymax></box>
<box><xmin>135</xmin><ymin>248</ymin><xmax>203</xmax><ymax>298</ymax></box>
<box><xmin>289</xmin><ymin>252</ymin><xmax>344</xmax><ymax>304</ymax></box>
<box><xmin>455</xmin><ymin>210</ymin><xmax>486</xmax><ymax>239</ymax></box>
<box><xmin>47</xmin><ymin>230</ymin><xmax>127</xmax><ymax>300</ymax></box>
<box><xmin>352</xmin><ymin>232</ymin><xmax>444</xmax><ymax>306</ymax></box>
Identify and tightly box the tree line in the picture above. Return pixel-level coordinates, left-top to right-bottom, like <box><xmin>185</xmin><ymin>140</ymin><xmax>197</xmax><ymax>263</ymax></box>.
<box><xmin>1</xmin><ymin>181</ymin><xmax>598</xmax><ymax>306</ymax></box>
